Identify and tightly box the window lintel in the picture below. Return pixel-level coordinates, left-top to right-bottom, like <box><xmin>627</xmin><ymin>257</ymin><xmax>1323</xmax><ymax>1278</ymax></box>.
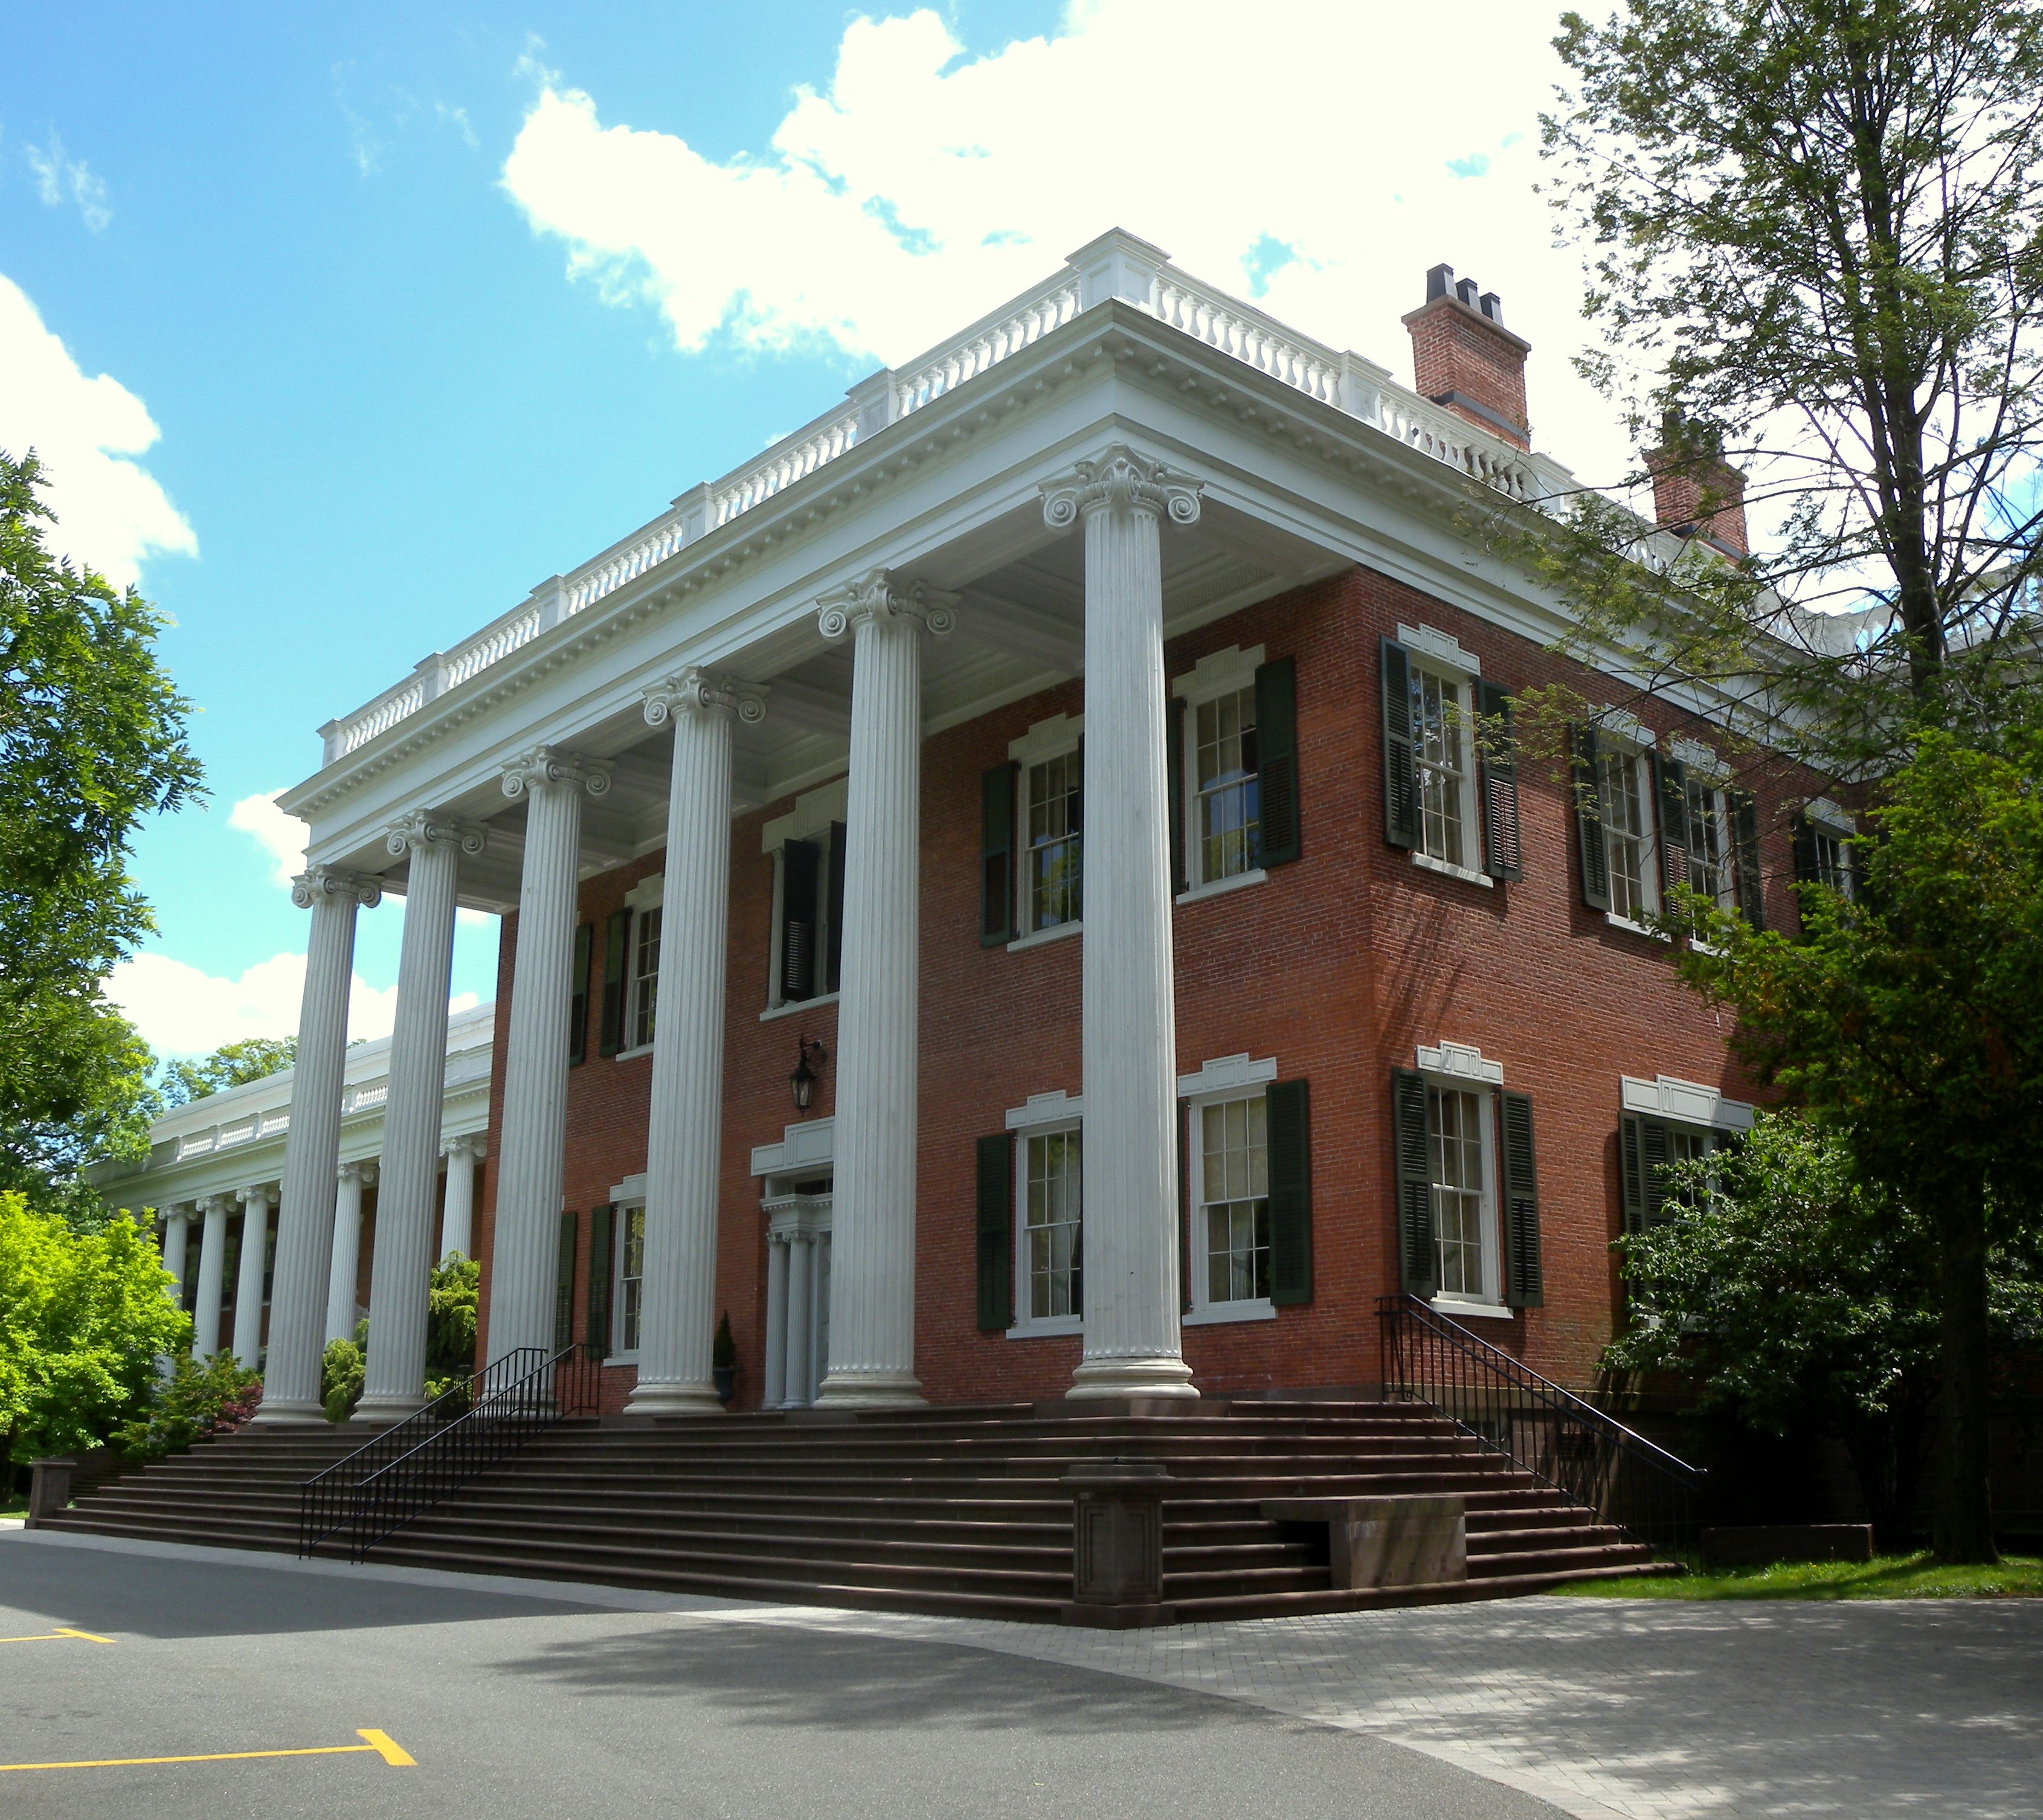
<box><xmin>1803</xmin><ymin>795</ymin><xmax>1856</xmax><ymax>835</ymax></box>
<box><xmin>1620</xmin><ymin>1073</ymin><xmax>1755</xmax><ymax>1133</ymax></box>
<box><xmin>1177</xmin><ymin>1052</ymin><xmax>1278</xmax><ymax>1101</ymax></box>
<box><xmin>1397</xmin><ymin>622</ymin><xmax>1479</xmax><ymax>678</ymax></box>
<box><xmin>1171</xmin><ymin>642</ymin><xmax>1266</xmax><ymax>701</ymax></box>
<box><xmin>761</xmin><ymin>776</ymin><xmax>849</xmax><ymax>854</ymax></box>
<box><xmin>1005</xmin><ymin>1088</ymin><xmax>1083</xmax><ymax>1131</ymax></box>
<box><xmin>1008</xmin><ymin>711</ymin><xmax>1083</xmax><ymax>767</ymax></box>
<box><xmin>1416</xmin><ymin>1040</ymin><xmax>1505</xmax><ymax>1086</ymax></box>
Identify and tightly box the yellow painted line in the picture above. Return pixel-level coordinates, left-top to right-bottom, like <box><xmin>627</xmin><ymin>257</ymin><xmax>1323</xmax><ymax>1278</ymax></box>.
<box><xmin>0</xmin><ymin>1627</ymin><xmax>115</xmax><ymax>1645</ymax></box>
<box><xmin>0</xmin><ymin>1730</ymin><xmax>415</xmax><ymax>1773</ymax></box>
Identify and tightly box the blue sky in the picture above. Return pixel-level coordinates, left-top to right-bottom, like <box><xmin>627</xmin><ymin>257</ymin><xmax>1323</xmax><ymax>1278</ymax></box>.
<box><xmin>1</xmin><ymin>1</ymin><xmax>1600</xmax><ymax>1060</ymax></box>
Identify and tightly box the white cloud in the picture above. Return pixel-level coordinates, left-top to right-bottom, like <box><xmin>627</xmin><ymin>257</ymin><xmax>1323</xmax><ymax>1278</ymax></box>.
<box><xmin>499</xmin><ymin>2</ymin><xmax>1635</xmax><ymax>484</ymax></box>
<box><xmin>105</xmin><ymin>949</ymin><xmax>480</xmax><ymax>1057</ymax></box>
<box><xmin>0</xmin><ymin>272</ymin><xmax>197</xmax><ymax>588</ymax></box>
<box><xmin>24</xmin><ymin>131</ymin><xmax>111</xmax><ymax>232</ymax></box>
<box><xmin>229</xmin><ymin>790</ymin><xmax>307</xmax><ymax>889</ymax></box>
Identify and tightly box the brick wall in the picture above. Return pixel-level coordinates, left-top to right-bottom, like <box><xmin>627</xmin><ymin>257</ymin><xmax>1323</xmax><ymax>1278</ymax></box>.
<box><xmin>474</xmin><ymin>562</ymin><xmax>1829</xmax><ymax>1406</ymax></box>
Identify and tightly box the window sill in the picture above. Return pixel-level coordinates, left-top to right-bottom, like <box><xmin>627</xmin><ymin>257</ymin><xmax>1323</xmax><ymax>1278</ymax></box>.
<box><xmin>1007</xmin><ymin>922</ymin><xmax>1081</xmax><ymax>954</ymax></box>
<box><xmin>604</xmin><ymin>1351</ymin><xmax>642</xmax><ymax>1366</ymax></box>
<box><xmin>1412</xmin><ymin>852</ymin><xmax>1494</xmax><ymax>889</ymax></box>
<box><xmin>761</xmin><ymin>992</ymin><xmax>838</xmax><ymax>1023</ymax></box>
<box><xmin>1183</xmin><ymin>1300</ymin><xmax>1277</xmax><ymax>1325</ymax></box>
<box><xmin>1176</xmin><ymin>867</ymin><xmax>1267</xmax><ymax>907</ymax></box>
<box><xmin>1604</xmin><ymin>913</ymin><xmax>1671</xmax><ymax>942</ymax></box>
<box><xmin>1429</xmin><ymin>1297</ymin><xmax>1515</xmax><ymax>1321</ymax></box>
<box><xmin>1006</xmin><ymin>1317</ymin><xmax>1084</xmax><ymax>1340</ymax></box>
<box><xmin>613</xmin><ymin>1043</ymin><xmax>654</xmax><ymax>1063</ymax></box>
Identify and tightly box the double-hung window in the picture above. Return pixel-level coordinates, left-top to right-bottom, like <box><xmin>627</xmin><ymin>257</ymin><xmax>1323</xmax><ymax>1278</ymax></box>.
<box><xmin>991</xmin><ymin>713</ymin><xmax>1083</xmax><ymax>944</ymax></box>
<box><xmin>1679</xmin><ymin>774</ymin><xmax>1734</xmax><ymax>907</ymax></box>
<box><xmin>630</xmin><ymin>907</ymin><xmax>661</xmax><ymax>1050</ymax></box>
<box><xmin>613</xmin><ymin>1203</ymin><xmax>646</xmax><ymax>1355</ymax></box>
<box><xmin>1427</xmin><ymin>1082</ymin><xmax>1494</xmax><ymax>1302</ymax></box>
<box><xmin>1598</xmin><ymin>744</ymin><xmax>1658</xmax><ymax>924</ymax></box>
<box><xmin>1200</xmin><ymin>1095</ymin><xmax>1271</xmax><ymax>1306</ymax></box>
<box><xmin>762</xmin><ymin>779</ymin><xmax>848</xmax><ymax>1011</ymax></box>
<box><xmin>1021</xmin><ymin>1127</ymin><xmax>1082</xmax><ymax>1325</ymax></box>
<box><xmin>1173</xmin><ymin>644</ymin><xmax>1301</xmax><ymax>895</ymax></box>
<box><xmin>1025</xmin><ymin>751</ymin><xmax>1083</xmax><ymax>931</ymax></box>
<box><xmin>1618</xmin><ymin>1076</ymin><xmax>1755</xmax><ymax>1230</ymax></box>
<box><xmin>1193</xmin><ymin>686</ymin><xmax>1261</xmax><ymax>882</ymax></box>
<box><xmin>1413</xmin><ymin>666</ymin><xmax>1476</xmax><ymax>872</ymax></box>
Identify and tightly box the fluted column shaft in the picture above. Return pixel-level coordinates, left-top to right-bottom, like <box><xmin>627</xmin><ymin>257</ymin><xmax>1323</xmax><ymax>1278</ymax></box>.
<box><xmin>358</xmin><ymin>823</ymin><xmax>468</xmax><ymax>1421</ymax></box>
<box><xmin>628</xmin><ymin>672</ymin><xmax>760</xmax><ymax>1415</ymax></box>
<box><xmin>440</xmin><ymin>1138</ymin><xmax>480</xmax><ymax>1259</ymax></box>
<box><xmin>763</xmin><ymin>1235</ymin><xmax>789</xmax><ymax>1409</ymax></box>
<box><xmin>161</xmin><ymin>1207</ymin><xmax>190</xmax><ymax>1305</ymax></box>
<box><xmin>256</xmin><ymin>866</ymin><xmax>377</xmax><ymax>1421</ymax></box>
<box><xmin>233</xmin><ymin>1186</ymin><xmax>274</xmax><ymax>1370</ymax></box>
<box><xmin>325</xmin><ymin>1164</ymin><xmax>368</xmax><ymax>1344</ymax></box>
<box><xmin>815</xmin><ymin>575</ymin><xmax>951</xmax><ymax>1407</ymax></box>
<box><xmin>491</xmin><ymin>748</ymin><xmax>609</xmax><ymax>1361</ymax></box>
<box><xmin>1046</xmin><ymin>449</ymin><xmax>1200</xmax><ymax>1400</ymax></box>
<box><xmin>193</xmin><ymin>1197</ymin><xmax>229</xmax><ymax>1358</ymax></box>
<box><xmin>785</xmin><ymin>1233</ymin><xmax>813</xmax><ymax>1407</ymax></box>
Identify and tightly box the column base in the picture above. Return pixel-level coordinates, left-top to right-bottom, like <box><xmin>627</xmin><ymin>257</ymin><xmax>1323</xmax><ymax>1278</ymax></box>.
<box><xmin>1067</xmin><ymin>1355</ymin><xmax>1200</xmax><ymax>1400</ymax></box>
<box><xmin>815</xmin><ymin>1369</ymin><xmax>927</xmax><ymax>1409</ymax></box>
<box><xmin>250</xmin><ymin>1398</ymin><xmax>330</xmax><ymax>1427</ymax></box>
<box><xmin>623</xmin><ymin>1380</ymin><xmax>727</xmax><ymax>1417</ymax></box>
<box><xmin>351</xmin><ymin>1393</ymin><xmax>427</xmax><ymax>1424</ymax></box>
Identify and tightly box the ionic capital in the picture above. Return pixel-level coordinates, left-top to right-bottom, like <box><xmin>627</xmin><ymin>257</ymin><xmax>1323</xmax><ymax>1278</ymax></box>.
<box><xmin>291</xmin><ymin>866</ymin><xmax>384</xmax><ymax>912</ymax></box>
<box><xmin>816</xmin><ymin>569</ymin><xmax>960</xmax><ymax>643</ymax></box>
<box><xmin>501</xmin><ymin>745</ymin><xmax>613</xmax><ymax>802</ymax></box>
<box><xmin>386</xmin><ymin>811</ymin><xmax>487</xmax><ymax>860</ymax></box>
<box><xmin>1041</xmin><ymin>444</ymin><xmax>1203</xmax><ymax>532</ymax></box>
<box><xmin>442</xmin><ymin>1133</ymin><xmax>487</xmax><ymax>1163</ymax></box>
<box><xmin>237</xmin><ymin>1183</ymin><xmax>275</xmax><ymax>1212</ymax></box>
<box><xmin>338</xmin><ymin>1160</ymin><xmax>378</xmax><ymax>1188</ymax></box>
<box><xmin>643</xmin><ymin>667</ymin><xmax>768</xmax><ymax>728</ymax></box>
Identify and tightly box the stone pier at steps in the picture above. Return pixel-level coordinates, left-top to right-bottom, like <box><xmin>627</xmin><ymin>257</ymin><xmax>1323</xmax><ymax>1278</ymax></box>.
<box><xmin>37</xmin><ymin>1403</ymin><xmax>1674</xmax><ymax>1622</ymax></box>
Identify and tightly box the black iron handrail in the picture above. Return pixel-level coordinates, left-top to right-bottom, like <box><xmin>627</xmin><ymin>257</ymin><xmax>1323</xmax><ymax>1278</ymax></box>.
<box><xmin>1377</xmin><ymin>1294</ymin><xmax>1703</xmax><ymax>1555</ymax></box>
<box><xmin>299</xmin><ymin>1342</ymin><xmax>603</xmax><ymax>1562</ymax></box>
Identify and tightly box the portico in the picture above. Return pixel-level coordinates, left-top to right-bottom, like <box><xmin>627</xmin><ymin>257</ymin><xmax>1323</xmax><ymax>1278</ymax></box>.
<box><xmin>262</xmin><ymin>230</ymin><xmax>1574</xmax><ymax>1413</ymax></box>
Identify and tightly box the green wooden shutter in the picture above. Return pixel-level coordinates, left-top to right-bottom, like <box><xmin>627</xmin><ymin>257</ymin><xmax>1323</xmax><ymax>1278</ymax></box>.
<box><xmin>1380</xmin><ymin>637</ymin><xmax>1418</xmax><ymax>849</ymax></box>
<box><xmin>1178</xmin><ymin>1100</ymin><xmax>1192</xmax><ymax>1313</ymax></box>
<box><xmin>780</xmin><ymin>837</ymin><xmax>820</xmax><ymax>1000</ymax></box>
<box><xmin>598</xmin><ymin>910</ymin><xmax>630</xmax><ymax>1056</ymax></box>
<box><xmin>1392</xmin><ymin>1069</ymin><xmax>1437</xmax><ymax>1298</ymax></box>
<box><xmin>1475</xmin><ymin>679</ymin><xmax>1522</xmax><ymax>881</ymax></box>
<box><xmin>568</xmin><ymin>922</ymin><xmax>592</xmax><ymax>1067</ymax></box>
<box><xmin>1255</xmin><ymin>656</ymin><xmax>1301</xmax><ymax>867</ymax></box>
<box><xmin>1729</xmin><ymin>788</ymin><xmax>1766</xmax><ymax>930</ymax></box>
<box><xmin>1653</xmin><ymin>751</ymin><xmax>1689</xmax><ymax>898</ymax></box>
<box><xmin>585</xmin><ymin>1204</ymin><xmax>613</xmax><ymax>1357</ymax></box>
<box><xmin>1167</xmin><ymin>696</ymin><xmax>1188</xmax><ymax>895</ymax></box>
<box><xmin>1619</xmin><ymin>1113</ymin><xmax>1671</xmax><ymax>1235</ymax></box>
<box><xmin>825</xmin><ymin>820</ymin><xmax>848</xmax><ymax>995</ymax></box>
<box><xmin>979</xmin><ymin>763</ymin><xmax>1018</xmax><ymax>946</ymax></box>
<box><xmin>1499</xmin><ymin>1091</ymin><xmax>1543</xmax><ymax>1308</ymax></box>
<box><xmin>553</xmin><ymin>1209</ymin><xmax>578</xmax><ymax>1352</ymax></box>
<box><xmin>1571</xmin><ymin>725</ymin><xmax>1610</xmax><ymax>910</ymax></box>
<box><xmin>1266</xmin><ymin>1078</ymin><xmax>1312</xmax><ymax>1305</ymax></box>
<box><xmin>975</xmin><ymin>1133</ymin><xmax>1012</xmax><ymax>1332</ymax></box>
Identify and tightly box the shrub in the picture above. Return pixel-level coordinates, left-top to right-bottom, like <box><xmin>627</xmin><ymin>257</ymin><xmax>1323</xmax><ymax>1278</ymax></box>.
<box><xmin>116</xmin><ymin>1351</ymin><xmax>263</xmax><ymax>1461</ymax></box>
<box><xmin>322</xmin><ymin>1320</ymin><xmax>367</xmax><ymax>1424</ymax></box>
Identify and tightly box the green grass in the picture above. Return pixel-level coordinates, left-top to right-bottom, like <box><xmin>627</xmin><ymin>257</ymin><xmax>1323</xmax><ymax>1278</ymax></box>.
<box><xmin>0</xmin><ymin>1493</ymin><xmax>26</xmax><ymax>1519</ymax></box>
<box><xmin>1559</xmin><ymin>1551</ymin><xmax>2043</xmax><ymax>1600</ymax></box>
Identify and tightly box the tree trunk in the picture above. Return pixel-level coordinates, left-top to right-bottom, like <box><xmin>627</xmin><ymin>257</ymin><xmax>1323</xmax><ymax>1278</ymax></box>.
<box><xmin>1932</xmin><ymin>1186</ymin><xmax>1998</xmax><ymax>1563</ymax></box>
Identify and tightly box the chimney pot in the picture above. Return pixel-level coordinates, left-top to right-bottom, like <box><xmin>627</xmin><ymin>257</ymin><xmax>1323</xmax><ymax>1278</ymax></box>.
<box><xmin>1479</xmin><ymin>291</ymin><xmax>1503</xmax><ymax>324</ymax></box>
<box><xmin>1426</xmin><ymin>263</ymin><xmax>1455</xmax><ymax>303</ymax></box>
<box><xmin>1455</xmin><ymin>277</ymin><xmax>1481</xmax><ymax>309</ymax></box>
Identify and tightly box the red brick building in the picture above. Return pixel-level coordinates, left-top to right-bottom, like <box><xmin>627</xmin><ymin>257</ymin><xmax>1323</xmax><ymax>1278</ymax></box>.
<box><xmin>254</xmin><ymin>231</ymin><xmax>1851</xmax><ymax>1429</ymax></box>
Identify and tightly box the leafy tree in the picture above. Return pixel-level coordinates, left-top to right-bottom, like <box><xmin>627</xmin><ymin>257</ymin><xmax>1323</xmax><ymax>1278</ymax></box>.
<box><xmin>0</xmin><ymin>1192</ymin><xmax>188</xmax><ymax>1461</ymax></box>
<box><xmin>0</xmin><ymin>449</ymin><xmax>201</xmax><ymax>1220</ymax></box>
<box><xmin>322</xmin><ymin>1320</ymin><xmax>367</xmax><ymax>1424</ymax></box>
<box><xmin>116</xmin><ymin>1351</ymin><xmax>263</xmax><ymax>1461</ymax></box>
<box><xmin>1519</xmin><ymin>0</ymin><xmax>2043</xmax><ymax>770</ymax></box>
<box><xmin>1671</xmin><ymin>726</ymin><xmax>2043</xmax><ymax>1559</ymax></box>
<box><xmin>1609</xmin><ymin>1115</ymin><xmax>2043</xmax><ymax>1545</ymax></box>
<box><xmin>425</xmin><ymin>1254</ymin><xmax>479</xmax><ymax>1397</ymax></box>
<box><xmin>159</xmin><ymin>1037</ymin><xmax>297</xmax><ymax>1108</ymax></box>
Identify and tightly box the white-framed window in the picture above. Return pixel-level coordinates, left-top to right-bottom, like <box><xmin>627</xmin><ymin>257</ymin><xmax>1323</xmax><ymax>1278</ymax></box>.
<box><xmin>1807</xmin><ymin>820</ymin><xmax>1855</xmax><ymax>897</ymax></box>
<box><xmin>613</xmin><ymin>1203</ymin><xmax>646</xmax><ymax>1357</ymax></box>
<box><xmin>1024</xmin><ymin>751</ymin><xmax>1083</xmax><ymax>932</ymax></box>
<box><xmin>1598</xmin><ymin>742</ymin><xmax>1659</xmax><ymax>925</ymax></box>
<box><xmin>1679</xmin><ymin>772</ymin><xmax>1736</xmax><ymax>909</ymax></box>
<box><xmin>1198</xmin><ymin>1095</ymin><xmax>1271</xmax><ymax>1308</ymax></box>
<box><xmin>1412</xmin><ymin>664</ymin><xmax>1478</xmax><ymax>871</ymax></box>
<box><xmin>630</xmin><ymin>907</ymin><xmax>661</xmax><ymax>1050</ymax></box>
<box><xmin>762</xmin><ymin>779</ymin><xmax>848</xmax><ymax>1012</ymax></box>
<box><xmin>1019</xmin><ymin>1127</ymin><xmax>1083</xmax><ymax>1327</ymax></box>
<box><xmin>1426</xmin><ymin>1082</ymin><xmax>1499</xmax><ymax>1304</ymax></box>
<box><xmin>1175</xmin><ymin>648</ymin><xmax>1268</xmax><ymax>892</ymax></box>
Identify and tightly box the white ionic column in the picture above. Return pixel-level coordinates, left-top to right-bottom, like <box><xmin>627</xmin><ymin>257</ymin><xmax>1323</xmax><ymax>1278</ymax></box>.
<box><xmin>491</xmin><ymin>746</ymin><xmax>611</xmax><ymax>1362</ymax></box>
<box><xmin>325</xmin><ymin>1162</ymin><xmax>371</xmax><ymax>1345</ymax></box>
<box><xmin>783</xmin><ymin>1232</ymin><xmax>812</xmax><ymax>1408</ymax></box>
<box><xmin>255</xmin><ymin>865</ymin><xmax>380</xmax><ymax>1423</ymax></box>
<box><xmin>1043</xmin><ymin>448</ymin><xmax>1202</xmax><ymax>1400</ymax></box>
<box><xmin>626</xmin><ymin>669</ymin><xmax>765</xmax><ymax>1416</ymax></box>
<box><xmin>161</xmin><ymin>1206</ymin><xmax>190</xmax><ymax>1305</ymax></box>
<box><xmin>193</xmin><ymin>1195</ymin><xmax>230</xmax><ymax>1358</ymax></box>
<box><xmin>812</xmin><ymin>572</ymin><xmax>954</xmax><ymax>1407</ymax></box>
<box><xmin>233</xmin><ymin>1185</ymin><xmax>275</xmax><ymax>1371</ymax></box>
<box><xmin>763</xmin><ymin>1234</ymin><xmax>790</xmax><ymax>1409</ymax></box>
<box><xmin>439</xmin><ymin>1135</ymin><xmax>482</xmax><ymax>1260</ymax></box>
<box><xmin>358</xmin><ymin>814</ymin><xmax>481</xmax><ymax>1423</ymax></box>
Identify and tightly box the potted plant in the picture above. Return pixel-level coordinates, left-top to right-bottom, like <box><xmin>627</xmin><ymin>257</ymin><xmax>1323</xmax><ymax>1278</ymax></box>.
<box><xmin>712</xmin><ymin>1311</ymin><xmax>738</xmax><ymax>1406</ymax></box>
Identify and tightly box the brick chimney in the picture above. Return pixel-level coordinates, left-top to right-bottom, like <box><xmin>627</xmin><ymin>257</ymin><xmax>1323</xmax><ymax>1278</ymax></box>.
<box><xmin>1643</xmin><ymin>445</ymin><xmax>1749</xmax><ymax>558</ymax></box>
<box><xmin>1401</xmin><ymin>264</ymin><xmax>1531</xmax><ymax>448</ymax></box>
